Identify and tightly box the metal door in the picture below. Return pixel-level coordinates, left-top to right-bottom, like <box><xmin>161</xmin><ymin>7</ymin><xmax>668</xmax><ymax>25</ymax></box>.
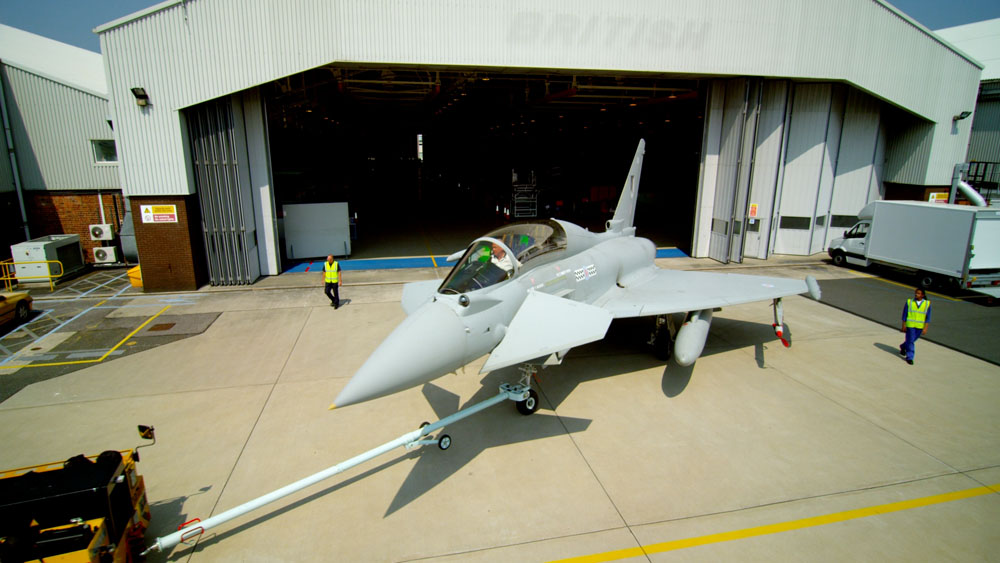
<box><xmin>708</xmin><ymin>78</ymin><xmax>761</xmax><ymax>264</ymax></box>
<box><xmin>187</xmin><ymin>97</ymin><xmax>259</xmax><ymax>286</ymax></box>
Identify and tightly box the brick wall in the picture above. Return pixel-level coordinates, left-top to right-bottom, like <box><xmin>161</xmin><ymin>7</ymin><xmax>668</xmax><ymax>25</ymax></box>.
<box><xmin>21</xmin><ymin>191</ymin><xmax>127</xmax><ymax>263</ymax></box>
<box><xmin>130</xmin><ymin>195</ymin><xmax>207</xmax><ymax>292</ymax></box>
<box><xmin>0</xmin><ymin>192</ymin><xmax>25</xmax><ymax>262</ymax></box>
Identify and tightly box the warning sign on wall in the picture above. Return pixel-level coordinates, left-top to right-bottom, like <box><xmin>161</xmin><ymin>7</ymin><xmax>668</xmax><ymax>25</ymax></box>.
<box><xmin>748</xmin><ymin>203</ymin><xmax>758</xmax><ymax>218</ymax></box>
<box><xmin>140</xmin><ymin>204</ymin><xmax>178</xmax><ymax>223</ymax></box>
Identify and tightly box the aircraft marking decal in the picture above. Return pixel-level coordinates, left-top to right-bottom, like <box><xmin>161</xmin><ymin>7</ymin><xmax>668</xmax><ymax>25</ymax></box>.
<box><xmin>574</xmin><ymin>264</ymin><xmax>597</xmax><ymax>282</ymax></box>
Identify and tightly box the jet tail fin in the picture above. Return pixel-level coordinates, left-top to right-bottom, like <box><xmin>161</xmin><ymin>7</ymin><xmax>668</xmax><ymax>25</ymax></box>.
<box><xmin>607</xmin><ymin>139</ymin><xmax>645</xmax><ymax>233</ymax></box>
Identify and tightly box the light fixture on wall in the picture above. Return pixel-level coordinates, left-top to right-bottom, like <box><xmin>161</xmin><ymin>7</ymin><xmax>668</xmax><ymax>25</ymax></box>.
<box><xmin>953</xmin><ymin>110</ymin><xmax>972</xmax><ymax>121</ymax></box>
<box><xmin>131</xmin><ymin>87</ymin><xmax>150</xmax><ymax>107</ymax></box>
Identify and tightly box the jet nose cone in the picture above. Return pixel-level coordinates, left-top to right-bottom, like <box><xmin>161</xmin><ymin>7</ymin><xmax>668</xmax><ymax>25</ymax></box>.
<box><xmin>333</xmin><ymin>300</ymin><xmax>468</xmax><ymax>408</ymax></box>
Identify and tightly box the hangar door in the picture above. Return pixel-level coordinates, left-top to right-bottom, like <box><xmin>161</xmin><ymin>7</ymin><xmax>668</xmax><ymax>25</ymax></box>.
<box><xmin>707</xmin><ymin>78</ymin><xmax>762</xmax><ymax>264</ymax></box>
<box><xmin>187</xmin><ymin>97</ymin><xmax>260</xmax><ymax>285</ymax></box>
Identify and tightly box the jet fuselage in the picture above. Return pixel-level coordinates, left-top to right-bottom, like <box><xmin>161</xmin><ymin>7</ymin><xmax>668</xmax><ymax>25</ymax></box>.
<box><xmin>333</xmin><ymin>220</ymin><xmax>655</xmax><ymax>408</ymax></box>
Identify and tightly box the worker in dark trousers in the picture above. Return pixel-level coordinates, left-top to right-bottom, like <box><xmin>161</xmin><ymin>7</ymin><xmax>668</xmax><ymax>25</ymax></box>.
<box><xmin>899</xmin><ymin>287</ymin><xmax>930</xmax><ymax>365</ymax></box>
<box><xmin>324</xmin><ymin>254</ymin><xmax>341</xmax><ymax>308</ymax></box>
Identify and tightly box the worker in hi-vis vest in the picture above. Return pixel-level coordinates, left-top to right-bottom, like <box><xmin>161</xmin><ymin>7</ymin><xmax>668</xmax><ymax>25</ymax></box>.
<box><xmin>324</xmin><ymin>254</ymin><xmax>341</xmax><ymax>309</ymax></box>
<box><xmin>899</xmin><ymin>287</ymin><xmax>930</xmax><ymax>365</ymax></box>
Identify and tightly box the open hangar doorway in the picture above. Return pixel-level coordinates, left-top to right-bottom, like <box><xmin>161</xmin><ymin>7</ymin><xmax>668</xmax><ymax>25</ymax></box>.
<box><xmin>260</xmin><ymin>65</ymin><xmax>705</xmax><ymax>266</ymax></box>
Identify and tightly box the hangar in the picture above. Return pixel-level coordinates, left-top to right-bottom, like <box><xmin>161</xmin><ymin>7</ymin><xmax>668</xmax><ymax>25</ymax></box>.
<box><xmin>81</xmin><ymin>0</ymin><xmax>982</xmax><ymax>290</ymax></box>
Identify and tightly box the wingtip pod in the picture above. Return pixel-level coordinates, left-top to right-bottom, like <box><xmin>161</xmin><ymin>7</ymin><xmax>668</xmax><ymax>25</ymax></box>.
<box><xmin>806</xmin><ymin>276</ymin><xmax>821</xmax><ymax>301</ymax></box>
<box><xmin>608</xmin><ymin>139</ymin><xmax>646</xmax><ymax>233</ymax></box>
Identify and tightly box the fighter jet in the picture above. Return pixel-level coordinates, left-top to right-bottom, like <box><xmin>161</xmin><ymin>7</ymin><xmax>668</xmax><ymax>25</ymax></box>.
<box><xmin>332</xmin><ymin>139</ymin><xmax>821</xmax><ymax>412</ymax></box>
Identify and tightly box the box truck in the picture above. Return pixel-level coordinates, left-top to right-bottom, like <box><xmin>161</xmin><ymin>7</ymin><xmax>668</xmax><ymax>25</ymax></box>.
<box><xmin>828</xmin><ymin>200</ymin><xmax>1000</xmax><ymax>297</ymax></box>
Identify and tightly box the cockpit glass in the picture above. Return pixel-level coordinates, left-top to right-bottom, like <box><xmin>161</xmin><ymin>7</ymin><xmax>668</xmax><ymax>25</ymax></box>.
<box><xmin>483</xmin><ymin>220</ymin><xmax>567</xmax><ymax>265</ymax></box>
<box><xmin>437</xmin><ymin>220</ymin><xmax>567</xmax><ymax>294</ymax></box>
<box><xmin>439</xmin><ymin>240</ymin><xmax>516</xmax><ymax>294</ymax></box>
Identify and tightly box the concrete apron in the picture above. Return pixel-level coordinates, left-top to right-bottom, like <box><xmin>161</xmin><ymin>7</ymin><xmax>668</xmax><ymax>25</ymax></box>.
<box><xmin>0</xmin><ymin>267</ymin><xmax>997</xmax><ymax>561</ymax></box>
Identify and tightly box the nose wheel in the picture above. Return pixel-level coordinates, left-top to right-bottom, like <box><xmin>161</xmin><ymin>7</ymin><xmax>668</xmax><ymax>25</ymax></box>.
<box><xmin>516</xmin><ymin>389</ymin><xmax>539</xmax><ymax>415</ymax></box>
<box><xmin>509</xmin><ymin>364</ymin><xmax>542</xmax><ymax>416</ymax></box>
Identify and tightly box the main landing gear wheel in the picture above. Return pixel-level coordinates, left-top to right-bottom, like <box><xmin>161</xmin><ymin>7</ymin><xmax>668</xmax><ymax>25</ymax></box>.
<box><xmin>437</xmin><ymin>435</ymin><xmax>451</xmax><ymax>450</ymax></box>
<box><xmin>652</xmin><ymin>330</ymin><xmax>672</xmax><ymax>361</ymax></box>
<box><xmin>516</xmin><ymin>389</ymin><xmax>540</xmax><ymax>416</ymax></box>
<box><xmin>650</xmin><ymin>315</ymin><xmax>673</xmax><ymax>361</ymax></box>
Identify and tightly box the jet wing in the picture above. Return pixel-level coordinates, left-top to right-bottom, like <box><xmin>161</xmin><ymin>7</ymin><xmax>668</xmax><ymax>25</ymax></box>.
<box><xmin>597</xmin><ymin>267</ymin><xmax>815</xmax><ymax>318</ymax></box>
<box><xmin>481</xmin><ymin>290</ymin><xmax>613</xmax><ymax>373</ymax></box>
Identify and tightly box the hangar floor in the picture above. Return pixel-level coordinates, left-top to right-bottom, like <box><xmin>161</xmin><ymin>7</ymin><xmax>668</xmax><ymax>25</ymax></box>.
<box><xmin>0</xmin><ymin>259</ymin><xmax>997</xmax><ymax>561</ymax></box>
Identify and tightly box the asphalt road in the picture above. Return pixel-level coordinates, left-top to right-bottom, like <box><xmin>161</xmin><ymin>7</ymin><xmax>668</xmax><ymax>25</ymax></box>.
<box><xmin>818</xmin><ymin>268</ymin><xmax>1000</xmax><ymax>366</ymax></box>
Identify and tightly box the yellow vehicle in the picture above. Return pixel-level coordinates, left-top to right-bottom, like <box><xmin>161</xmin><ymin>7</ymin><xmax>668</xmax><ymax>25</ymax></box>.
<box><xmin>0</xmin><ymin>427</ymin><xmax>155</xmax><ymax>562</ymax></box>
<box><xmin>0</xmin><ymin>292</ymin><xmax>32</xmax><ymax>326</ymax></box>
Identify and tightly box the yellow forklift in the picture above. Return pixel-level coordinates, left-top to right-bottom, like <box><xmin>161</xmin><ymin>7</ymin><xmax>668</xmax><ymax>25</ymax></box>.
<box><xmin>0</xmin><ymin>426</ymin><xmax>155</xmax><ymax>562</ymax></box>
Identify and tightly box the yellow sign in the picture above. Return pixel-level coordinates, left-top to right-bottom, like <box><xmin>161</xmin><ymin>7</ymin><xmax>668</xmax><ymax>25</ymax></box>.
<box><xmin>748</xmin><ymin>203</ymin><xmax>758</xmax><ymax>218</ymax></box>
<box><xmin>140</xmin><ymin>204</ymin><xmax>178</xmax><ymax>223</ymax></box>
<box><xmin>929</xmin><ymin>192</ymin><xmax>949</xmax><ymax>203</ymax></box>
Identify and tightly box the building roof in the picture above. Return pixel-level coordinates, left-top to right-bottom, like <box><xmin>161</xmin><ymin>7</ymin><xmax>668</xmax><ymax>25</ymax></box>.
<box><xmin>0</xmin><ymin>24</ymin><xmax>107</xmax><ymax>97</ymax></box>
<box><xmin>935</xmin><ymin>18</ymin><xmax>1000</xmax><ymax>81</ymax></box>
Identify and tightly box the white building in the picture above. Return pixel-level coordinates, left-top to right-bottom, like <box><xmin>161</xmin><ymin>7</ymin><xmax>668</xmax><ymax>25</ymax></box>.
<box><xmin>935</xmin><ymin>17</ymin><xmax>1000</xmax><ymax>194</ymax></box>
<box><xmin>0</xmin><ymin>24</ymin><xmax>122</xmax><ymax>261</ymax></box>
<box><xmin>51</xmin><ymin>0</ymin><xmax>987</xmax><ymax>288</ymax></box>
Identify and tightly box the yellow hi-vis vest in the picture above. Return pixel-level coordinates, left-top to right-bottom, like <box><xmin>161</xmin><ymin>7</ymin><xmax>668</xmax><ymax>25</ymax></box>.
<box><xmin>324</xmin><ymin>260</ymin><xmax>339</xmax><ymax>283</ymax></box>
<box><xmin>905</xmin><ymin>299</ymin><xmax>929</xmax><ymax>328</ymax></box>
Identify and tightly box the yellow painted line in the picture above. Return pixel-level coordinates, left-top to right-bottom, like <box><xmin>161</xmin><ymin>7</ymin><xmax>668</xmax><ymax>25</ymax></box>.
<box><xmin>0</xmin><ymin>305</ymin><xmax>170</xmax><ymax>369</ymax></box>
<box><xmin>550</xmin><ymin>482</ymin><xmax>1000</xmax><ymax>563</ymax></box>
<box><xmin>842</xmin><ymin>269</ymin><xmax>960</xmax><ymax>302</ymax></box>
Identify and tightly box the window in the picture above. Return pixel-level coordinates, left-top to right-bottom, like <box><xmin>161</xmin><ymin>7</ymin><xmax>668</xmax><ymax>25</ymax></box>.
<box><xmin>846</xmin><ymin>222</ymin><xmax>869</xmax><ymax>238</ymax></box>
<box><xmin>831</xmin><ymin>215</ymin><xmax>859</xmax><ymax>228</ymax></box>
<box><xmin>779</xmin><ymin>216</ymin><xmax>811</xmax><ymax>230</ymax></box>
<box><xmin>92</xmin><ymin>140</ymin><xmax>118</xmax><ymax>164</ymax></box>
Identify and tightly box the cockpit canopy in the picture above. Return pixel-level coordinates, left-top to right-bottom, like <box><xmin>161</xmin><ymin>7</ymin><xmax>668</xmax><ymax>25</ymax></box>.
<box><xmin>438</xmin><ymin>220</ymin><xmax>567</xmax><ymax>294</ymax></box>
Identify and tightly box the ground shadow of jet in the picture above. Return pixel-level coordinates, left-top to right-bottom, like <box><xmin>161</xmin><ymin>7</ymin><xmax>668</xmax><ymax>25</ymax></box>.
<box><xmin>384</xmin><ymin>376</ymin><xmax>591</xmax><ymax>516</ymax></box>
<box><xmin>533</xmin><ymin>316</ymin><xmax>792</xmax><ymax>408</ymax></box>
<box><xmin>384</xmin><ymin>315</ymin><xmax>794</xmax><ymax>516</ymax></box>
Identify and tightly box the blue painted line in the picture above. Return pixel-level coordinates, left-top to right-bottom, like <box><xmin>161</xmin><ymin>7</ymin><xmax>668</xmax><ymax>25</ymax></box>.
<box><xmin>656</xmin><ymin>248</ymin><xmax>687</xmax><ymax>258</ymax></box>
<box><xmin>75</xmin><ymin>272</ymin><xmax>131</xmax><ymax>297</ymax></box>
<box><xmin>284</xmin><ymin>257</ymin><xmax>450</xmax><ymax>273</ymax></box>
<box><xmin>341</xmin><ymin>257</ymin><xmax>450</xmax><ymax>270</ymax></box>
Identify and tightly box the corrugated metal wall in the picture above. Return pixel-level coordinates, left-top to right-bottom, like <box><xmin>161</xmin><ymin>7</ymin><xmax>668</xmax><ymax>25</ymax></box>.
<box><xmin>883</xmin><ymin>111</ymin><xmax>932</xmax><ymax>184</ymax></box>
<box><xmin>968</xmin><ymin>96</ymin><xmax>1000</xmax><ymax>162</ymax></box>
<box><xmin>0</xmin><ymin>64</ymin><xmax>119</xmax><ymax>191</ymax></box>
<box><xmin>98</xmin><ymin>0</ymin><xmax>982</xmax><ymax>197</ymax></box>
<box><xmin>0</xmin><ymin>109</ymin><xmax>12</xmax><ymax>193</ymax></box>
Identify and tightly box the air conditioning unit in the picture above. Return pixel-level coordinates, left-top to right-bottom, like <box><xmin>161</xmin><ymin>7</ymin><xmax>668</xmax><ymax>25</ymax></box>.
<box><xmin>93</xmin><ymin>246</ymin><xmax>118</xmax><ymax>264</ymax></box>
<box><xmin>90</xmin><ymin>223</ymin><xmax>114</xmax><ymax>241</ymax></box>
